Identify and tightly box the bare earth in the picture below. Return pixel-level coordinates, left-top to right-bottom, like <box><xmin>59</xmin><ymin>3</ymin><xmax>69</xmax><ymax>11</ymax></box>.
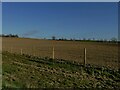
<box><xmin>2</xmin><ymin>37</ymin><xmax>119</xmax><ymax>69</ymax></box>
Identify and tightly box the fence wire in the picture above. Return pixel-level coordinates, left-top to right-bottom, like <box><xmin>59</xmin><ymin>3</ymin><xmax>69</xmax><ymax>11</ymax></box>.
<box><xmin>2</xmin><ymin>45</ymin><xmax>119</xmax><ymax>70</ymax></box>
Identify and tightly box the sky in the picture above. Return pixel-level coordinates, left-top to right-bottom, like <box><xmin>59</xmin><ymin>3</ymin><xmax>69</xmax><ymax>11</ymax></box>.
<box><xmin>2</xmin><ymin>0</ymin><xmax>120</xmax><ymax>2</ymax></box>
<box><xmin>2</xmin><ymin>2</ymin><xmax>118</xmax><ymax>40</ymax></box>
<box><xmin>0</xmin><ymin>2</ymin><xmax>2</xmax><ymax>34</ymax></box>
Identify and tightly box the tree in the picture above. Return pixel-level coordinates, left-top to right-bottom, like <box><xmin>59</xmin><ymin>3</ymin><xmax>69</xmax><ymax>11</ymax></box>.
<box><xmin>1</xmin><ymin>34</ymin><xmax>19</xmax><ymax>37</ymax></box>
<box><xmin>83</xmin><ymin>38</ymin><xmax>86</xmax><ymax>41</ymax></box>
<box><xmin>111</xmin><ymin>37</ymin><xmax>117</xmax><ymax>42</ymax></box>
<box><xmin>88</xmin><ymin>38</ymin><xmax>91</xmax><ymax>41</ymax></box>
<box><xmin>52</xmin><ymin>36</ymin><xmax>56</xmax><ymax>40</ymax></box>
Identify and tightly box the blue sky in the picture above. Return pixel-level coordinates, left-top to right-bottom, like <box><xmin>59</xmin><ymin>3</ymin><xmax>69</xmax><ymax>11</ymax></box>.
<box><xmin>2</xmin><ymin>2</ymin><xmax>118</xmax><ymax>40</ymax></box>
<box><xmin>0</xmin><ymin>2</ymin><xmax>2</xmax><ymax>34</ymax></box>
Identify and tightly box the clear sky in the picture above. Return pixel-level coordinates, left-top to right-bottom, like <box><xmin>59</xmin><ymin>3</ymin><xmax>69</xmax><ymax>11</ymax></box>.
<box><xmin>2</xmin><ymin>2</ymin><xmax>118</xmax><ymax>40</ymax></box>
<box><xmin>0</xmin><ymin>2</ymin><xmax>2</xmax><ymax>34</ymax></box>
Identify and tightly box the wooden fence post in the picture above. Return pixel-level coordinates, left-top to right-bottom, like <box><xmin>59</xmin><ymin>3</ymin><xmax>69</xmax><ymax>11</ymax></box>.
<box><xmin>84</xmin><ymin>48</ymin><xmax>86</xmax><ymax>67</ymax></box>
<box><xmin>53</xmin><ymin>47</ymin><xmax>55</xmax><ymax>59</ymax></box>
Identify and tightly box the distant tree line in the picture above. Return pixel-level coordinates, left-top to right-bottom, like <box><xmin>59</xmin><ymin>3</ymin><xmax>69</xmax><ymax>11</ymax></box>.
<box><xmin>51</xmin><ymin>36</ymin><xmax>119</xmax><ymax>43</ymax></box>
<box><xmin>0</xmin><ymin>34</ymin><xmax>118</xmax><ymax>43</ymax></box>
<box><xmin>0</xmin><ymin>34</ymin><xmax>19</xmax><ymax>38</ymax></box>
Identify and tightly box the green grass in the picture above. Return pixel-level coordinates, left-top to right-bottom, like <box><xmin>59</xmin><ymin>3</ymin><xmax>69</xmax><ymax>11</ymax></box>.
<box><xmin>2</xmin><ymin>51</ymin><xmax>120</xmax><ymax>88</ymax></box>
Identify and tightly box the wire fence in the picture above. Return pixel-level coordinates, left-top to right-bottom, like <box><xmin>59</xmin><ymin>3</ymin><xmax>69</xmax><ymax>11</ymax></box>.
<box><xmin>2</xmin><ymin>46</ymin><xmax>119</xmax><ymax>69</ymax></box>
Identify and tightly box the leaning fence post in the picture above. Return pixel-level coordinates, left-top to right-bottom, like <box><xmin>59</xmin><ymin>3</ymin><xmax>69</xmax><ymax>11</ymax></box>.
<box><xmin>84</xmin><ymin>48</ymin><xmax>86</xmax><ymax>67</ymax></box>
<box><xmin>52</xmin><ymin>47</ymin><xmax>55</xmax><ymax>59</ymax></box>
<box><xmin>21</xmin><ymin>49</ymin><xmax>22</xmax><ymax>55</ymax></box>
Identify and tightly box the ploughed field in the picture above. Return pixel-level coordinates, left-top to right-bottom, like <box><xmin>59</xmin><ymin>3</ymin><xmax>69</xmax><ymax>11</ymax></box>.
<box><xmin>2</xmin><ymin>37</ymin><xmax>119</xmax><ymax>69</ymax></box>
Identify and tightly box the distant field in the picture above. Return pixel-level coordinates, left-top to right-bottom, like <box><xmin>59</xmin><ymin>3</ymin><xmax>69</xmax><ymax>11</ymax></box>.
<box><xmin>2</xmin><ymin>37</ymin><xmax>119</xmax><ymax>69</ymax></box>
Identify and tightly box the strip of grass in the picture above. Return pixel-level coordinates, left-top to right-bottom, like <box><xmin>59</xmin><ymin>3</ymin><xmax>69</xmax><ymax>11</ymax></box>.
<box><xmin>2</xmin><ymin>51</ymin><xmax>120</xmax><ymax>88</ymax></box>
